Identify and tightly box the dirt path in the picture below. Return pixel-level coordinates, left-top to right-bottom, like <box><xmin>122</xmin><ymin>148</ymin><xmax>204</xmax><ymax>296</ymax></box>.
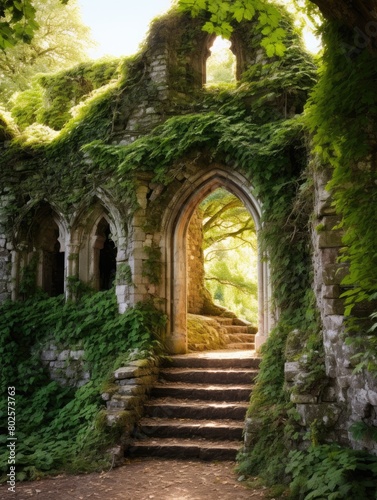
<box><xmin>4</xmin><ymin>459</ymin><xmax>267</xmax><ymax>500</ymax></box>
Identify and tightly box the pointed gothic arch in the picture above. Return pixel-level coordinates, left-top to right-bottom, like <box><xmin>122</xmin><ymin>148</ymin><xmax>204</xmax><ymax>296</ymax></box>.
<box><xmin>12</xmin><ymin>201</ymin><xmax>68</xmax><ymax>298</ymax></box>
<box><xmin>161</xmin><ymin>167</ymin><xmax>273</xmax><ymax>354</ymax></box>
<box><xmin>69</xmin><ymin>195</ymin><xmax>121</xmax><ymax>292</ymax></box>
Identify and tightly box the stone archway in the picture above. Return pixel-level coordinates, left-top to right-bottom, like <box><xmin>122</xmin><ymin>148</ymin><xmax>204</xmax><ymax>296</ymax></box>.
<box><xmin>11</xmin><ymin>201</ymin><xmax>68</xmax><ymax>299</ymax></box>
<box><xmin>161</xmin><ymin>167</ymin><xmax>273</xmax><ymax>354</ymax></box>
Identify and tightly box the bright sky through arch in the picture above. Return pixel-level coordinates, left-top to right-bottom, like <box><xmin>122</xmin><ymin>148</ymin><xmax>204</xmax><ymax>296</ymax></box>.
<box><xmin>77</xmin><ymin>0</ymin><xmax>320</xmax><ymax>59</ymax></box>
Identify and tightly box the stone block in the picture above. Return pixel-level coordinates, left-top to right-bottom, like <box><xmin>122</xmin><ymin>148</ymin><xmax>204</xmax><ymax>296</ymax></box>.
<box><xmin>325</xmin><ymin>328</ymin><xmax>340</xmax><ymax>343</ymax></box>
<box><xmin>108</xmin><ymin>395</ymin><xmax>139</xmax><ymax>410</ymax></box>
<box><xmin>76</xmin><ymin>379</ymin><xmax>89</xmax><ymax>388</ymax></box>
<box><xmin>116</xmin><ymin>285</ymin><xmax>129</xmax><ymax>296</ymax></box>
<box><xmin>118</xmin><ymin>303</ymin><xmax>129</xmax><ymax>314</ymax></box>
<box><xmin>52</xmin><ymin>360</ymin><xmax>66</xmax><ymax>369</ymax></box>
<box><xmin>318</xmin><ymin>229</ymin><xmax>344</xmax><ymax>248</ymax></box>
<box><xmin>118</xmin><ymin>384</ymin><xmax>146</xmax><ymax>396</ymax></box>
<box><xmin>106</xmin><ymin>410</ymin><xmax>133</xmax><ymax>427</ymax></box>
<box><xmin>65</xmin><ymin>366</ymin><xmax>79</xmax><ymax>378</ymax></box>
<box><xmin>322</xmin><ymin>386</ymin><xmax>338</xmax><ymax>402</ymax></box>
<box><xmin>324</xmin><ymin>298</ymin><xmax>345</xmax><ymax>316</ymax></box>
<box><xmin>367</xmin><ymin>389</ymin><xmax>377</xmax><ymax>407</ymax></box>
<box><xmin>70</xmin><ymin>350</ymin><xmax>84</xmax><ymax>360</ymax></box>
<box><xmin>57</xmin><ymin>350</ymin><xmax>70</xmax><ymax>361</ymax></box>
<box><xmin>284</xmin><ymin>362</ymin><xmax>300</xmax><ymax>382</ymax></box>
<box><xmin>41</xmin><ymin>350</ymin><xmax>57</xmax><ymax>361</ymax></box>
<box><xmin>290</xmin><ymin>393</ymin><xmax>318</xmax><ymax>404</ymax></box>
<box><xmin>296</xmin><ymin>403</ymin><xmax>342</xmax><ymax>427</ymax></box>
<box><xmin>118</xmin><ymin>375</ymin><xmax>156</xmax><ymax>386</ymax></box>
<box><xmin>114</xmin><ymin>366</ymin><xmax>150</xmax><ymax>380</ymax></box>
<box><xmin>322</xmin><ymin>285</ymin><xmax>341</xmax><ymax>299</ymax></box>
<box><xmin>322</xmin><ymin>263</ymin><xmax>349</xmax><ymax>286</ymax></box>
<box><xmin>0</xmin><ymin>292</ymin><xmax>10</xmax><ymax>302</ymax></box>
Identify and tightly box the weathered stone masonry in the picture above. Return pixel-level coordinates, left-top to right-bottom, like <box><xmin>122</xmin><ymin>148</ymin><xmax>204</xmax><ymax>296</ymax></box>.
<box><xmin>0</xmin><ymin>7</ymin><xmax>376</xmax><ymax>454</ymax></box>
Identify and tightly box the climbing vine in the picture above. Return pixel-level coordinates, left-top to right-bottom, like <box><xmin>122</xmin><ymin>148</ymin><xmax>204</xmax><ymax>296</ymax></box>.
<box><xmin>0</xmin><ymin>291</ymin><xmax>166</xmax><ymax>481</ymax></box>
<box><xmin>306</xmin><ymin>21</ymin><xmax>377</xmax><ymax>370</ymax></box>
<box><xmin>0</xmin><ymin>2</ymin><xmax>328</xmax><ymax>487</ymax></box>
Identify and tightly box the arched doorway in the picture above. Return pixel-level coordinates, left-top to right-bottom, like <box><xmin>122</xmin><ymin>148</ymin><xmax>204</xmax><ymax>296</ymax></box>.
<box><xmin>187</xmin><ymin>188</ymin><xmax>258</xmax><ymax>322</ymax></box>
<box><xmin>14</xmin><ymin>202</ymin><xmax>67</xmax><ymax>298</ymax></box>
<box><xmin>98</xmin><ymin>219</ymin><xmax>117</xmax><ymax>291</ymax></box>
<box><xmin>162</xmin><ymin>167</ymin><xmax>273</xmax><ymax>354</ymax></box>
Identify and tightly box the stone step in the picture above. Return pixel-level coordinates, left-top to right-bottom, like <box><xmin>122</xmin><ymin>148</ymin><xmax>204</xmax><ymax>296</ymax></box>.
<box><xmin>145</xmin><ymin>398</ymin><xmax>249</xmax><ymax>420</ymax></box>
<box><xmin>129</xmin><ymin>437</ymin><xmax>241</xmax><ymax>461</ymax></box>
<box><xmin>168</xmin><ymin>352</ymin><xmax>261</xmax><ymax>370</ymax></box>
<box><xmin>210</xmin><ymin>317</ymin><xmax>234</xmax><ymax>325</ymax></box>
<box><xmin>138</xmin><ymin>417</ymin><xmax>244</xmax><ymax>440</ymax></box>
<box><xmin>226</xmin><ymin>343</ymin><xmax>255</xmax><ymax>350</ymax></box>
<box><xmin>151</xmin><ymin>382</ymin><xmax>252</xmax><ymax>401</ymax></box>
<box><xmin>159</xmin><ymin>367</ymin><xmax>258</xmax><ymax>385</ymax></box>
<box><xmin>223</xmin><ymin>325</ymin><xmax>249</xmax><ymax>333</ymax></box>
<box><xmin>226</xmin><ymin>333</ymin><xmax>256</xmax><ymax>343</ymax></box>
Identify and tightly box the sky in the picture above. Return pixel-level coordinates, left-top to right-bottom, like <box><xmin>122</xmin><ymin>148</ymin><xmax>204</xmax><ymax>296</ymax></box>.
<box><xmin>77</xmin><ymin>0</ymin><xmax>320</xmax><ymax>59</ymax></box>
<box><xmin>78</xmin><ymin>0</ymin><xmax>175</xmax><ymax>59</ymax></box>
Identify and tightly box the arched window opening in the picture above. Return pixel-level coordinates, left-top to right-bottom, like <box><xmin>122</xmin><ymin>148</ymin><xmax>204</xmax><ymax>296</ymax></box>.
<box><xmin>97</xmin><ymin>220</ymin><xmax>117</xmax><ymax>291</ymax></box>
<box><xmin>40</xmin><ymin>221</ymin><xmax>65</xmax><ymax>297</ymax></box>
<box><xmin>206</xmin><ymin>37</ymin><xmax>236</xmax><ymax>85</ymax></box>
<box><xmin>18</xmin><ymin>205</ymin><xmax>66</xmax><ymax>298</ymax></box>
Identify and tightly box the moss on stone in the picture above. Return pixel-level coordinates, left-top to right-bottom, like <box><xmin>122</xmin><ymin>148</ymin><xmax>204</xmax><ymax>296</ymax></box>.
<box><xmin>187</xmin><ymin>313</ymin><xmax>228</xmax><ymax>351</ymax></box>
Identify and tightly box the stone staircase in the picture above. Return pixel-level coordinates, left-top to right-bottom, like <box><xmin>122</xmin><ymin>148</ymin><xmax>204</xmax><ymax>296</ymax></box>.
<box><xmin>213</xmin><ymin>316</ymin><xmax>257</xmax><ymax>350</ymax></box>
<box><xmin>129</xmin><ymin>351</ymin><xmax>260</xmax><ymax>461</ymax></box>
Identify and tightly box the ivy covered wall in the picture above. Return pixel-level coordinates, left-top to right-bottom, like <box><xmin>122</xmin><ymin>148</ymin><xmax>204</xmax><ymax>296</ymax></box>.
<box><xmin>1</xmin><ymin>2</ymin><xmax>377</xmax><ymax>490</ymax></box>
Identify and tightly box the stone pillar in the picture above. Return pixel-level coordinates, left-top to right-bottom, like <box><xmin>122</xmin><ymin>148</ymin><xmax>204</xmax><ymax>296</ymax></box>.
<box><xmin>0</xmin><ymin>192</ymin><xmax>14</xmax><ymax>303</ymax></box>
<box><xmin>66</xmin><ymin>243</ymin><xmax>79</xmax><ymax>300</ymax></box>
<box><xmin>187</xmin><ymin>208</ymin><xmax>206</xmax><ymax>314</ymax></box>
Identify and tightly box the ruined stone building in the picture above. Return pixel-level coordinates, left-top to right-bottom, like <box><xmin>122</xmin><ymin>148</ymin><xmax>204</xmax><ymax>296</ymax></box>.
<box><xmin>0</xmin><ymin>5</ymin><xmax>376</xmax><ymax>454</ymax></box>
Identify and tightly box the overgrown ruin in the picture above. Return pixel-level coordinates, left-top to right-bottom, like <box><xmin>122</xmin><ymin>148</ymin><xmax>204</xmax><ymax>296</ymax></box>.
<box><xmin>1</xmin><ymin>3</ymin><xmax>377</xmax><ymax>483</ymax></box>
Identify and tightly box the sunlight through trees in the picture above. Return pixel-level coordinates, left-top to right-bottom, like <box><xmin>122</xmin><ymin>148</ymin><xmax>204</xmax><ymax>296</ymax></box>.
<box><xmin>200</xmin><ymin>189</ymin><xmax>258</xmax><ymax>322</ymax></box>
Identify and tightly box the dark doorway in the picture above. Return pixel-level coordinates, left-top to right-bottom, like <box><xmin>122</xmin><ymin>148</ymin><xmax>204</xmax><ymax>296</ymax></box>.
<box><xmin>99</xmin><ymin>223</ymin><xmax>117</xmax><ymax>290</ymax></box>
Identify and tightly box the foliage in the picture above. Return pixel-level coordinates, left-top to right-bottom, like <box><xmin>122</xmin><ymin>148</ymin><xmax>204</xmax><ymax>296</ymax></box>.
<box><xmin>11</xmin><ymin>58</ymin><xmax>121</xmax><ymax>130</ymax></box>
<box><xmin>0</xmin><ymin>3</ymin><xmax>318</xmax><ymax>484</ymax></box>
<box><xmin>237</xmin><ymin>323</ymin><xmax>293</xmax><ymax>484</ymax></box>
<box><xmin>349</xmin><ymin>421</ymin><xmax>377</xmax><ymax>444</ymax></box>
<box><xmin>0</xmin><ymin>0</ymin><xmax>92</xmax><ymax>105</ymax></box>
<box><xmin>0</xmin><ymin>0</ymin><xmax>39</xmax><ymax>48</ymax></box>
<box><xmin>142</xmin><ymin>242</ymin><xmax>162</xmax><ymax>286</ymax></box>
<box><xmin>178</xmin><ymin>0</ymin><xmax>288</xmax><ymax>56</ymax></box>
<box><xmin>305</xmin><ymin>21</ymin><xmax>377</xmax><ymax>368</ymax></box>
<box><xmin>0</xmin><ymin>291</ymin><xmax>166</xmax><ymax>480</ymax></box>
<box><xmin>286</xmin><ymin>444</ymin><xmax>377</xmax><ymax>499</ymax></box>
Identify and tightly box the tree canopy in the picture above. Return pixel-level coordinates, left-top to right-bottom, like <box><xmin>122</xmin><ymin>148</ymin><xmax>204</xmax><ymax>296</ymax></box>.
<box><xmin>200</xmin><ymin>189</ymin><xmax>258</xmax><ymax>321</ymax></box>
<box><xmin>0</xmin><ymin>0</ymin><xmax>92</xmax><ymax>105</ymax></box>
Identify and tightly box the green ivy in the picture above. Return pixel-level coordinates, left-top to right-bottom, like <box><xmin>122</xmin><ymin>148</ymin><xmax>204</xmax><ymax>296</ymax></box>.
<box><xmin>0</xmin><ymin>291</ymin><xmax>166</xmax><ymax>481</ymax></box>
<box><xmin>286</xmin><ymin>444</ymin><xmax>377</xmax><ymax>499</ymax></box>
<box><xmin>0</xmin><ymin>3</ymin><xmax>320</xmax><ymax>485</ymax></box>
<box><xmin>178</xmin><ymin>0</ymin><xmax>287</xmax><ymax>55</ymax></box>
<box><xmin>306</xmin><ymin>21</ymin><xmax>377</xmax><ymax>369</ymax></box>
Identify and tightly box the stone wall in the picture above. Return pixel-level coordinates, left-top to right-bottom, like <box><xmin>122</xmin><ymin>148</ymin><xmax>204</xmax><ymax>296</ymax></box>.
<box><xmin>101</xmin><ymin>357</ymin><xmax>159</xmax><ymax>464</ymax></box>
<box><xmin>284</xmin><ymin>169</ymin><xmax>377</xmax><ymax>453</ymax></box>
<box><xmin>187</xmin><ymin>208</ymin><xmax>205</xmax><ymax>314</ymax></box>
<box><xmin>0</xmin><ymin>192</ymin><xmax>13</xmax><ymax>303</ymax></box>
<box><xmin>40</xmin><ymin>344</ymin><xmax>89</xmax><ymax>388</ymax></box>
